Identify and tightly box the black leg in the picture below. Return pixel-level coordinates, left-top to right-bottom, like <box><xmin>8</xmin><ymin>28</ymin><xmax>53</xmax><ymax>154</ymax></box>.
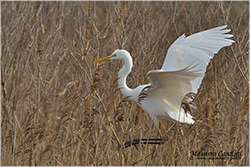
<box><xmin>119</xmin><ymin>138</ymin><xmax>165</xmax><ymax>149</ymax></box>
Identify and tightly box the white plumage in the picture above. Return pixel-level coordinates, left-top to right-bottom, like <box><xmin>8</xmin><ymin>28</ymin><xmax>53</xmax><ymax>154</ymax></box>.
<box><xmin>162</xmin><ymin>25</ymin><xmax>234</xmax><ymax>93</ymax></box>
<box><xmin>94</xmin><ymin>25</ymin><xmax>234</xmax><ymax>125</ymax></box>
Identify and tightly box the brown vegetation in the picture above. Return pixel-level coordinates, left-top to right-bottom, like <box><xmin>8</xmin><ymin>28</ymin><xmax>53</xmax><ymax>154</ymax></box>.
<box><xmin>1</xmin><ymin>1</ymin><xmax>249</xmax><ymax>166</ymax></box>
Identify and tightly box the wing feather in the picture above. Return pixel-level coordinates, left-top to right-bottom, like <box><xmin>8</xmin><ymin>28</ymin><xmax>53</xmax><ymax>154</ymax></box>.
<box><xmin>147</xmin><ymin>64</ymin><xmax>202</xmax><ymax>111</ymax></box>
<box><xmin>161</xmin><ymin>25</ymin><xmax>234</xmax><ymax>93</ymax></box>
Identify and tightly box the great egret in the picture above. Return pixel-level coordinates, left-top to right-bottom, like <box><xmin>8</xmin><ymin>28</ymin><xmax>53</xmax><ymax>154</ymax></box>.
<box><xmin>94</xmin><ymin>25</ymin><xmax>234</xmax><ymax>126</ymax></box>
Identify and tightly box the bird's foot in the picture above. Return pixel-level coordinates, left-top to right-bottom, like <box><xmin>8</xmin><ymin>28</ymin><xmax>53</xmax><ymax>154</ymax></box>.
<box><xmin>119</xmin><ymin>138</ymin><xmax>164</xmax><ymax>149</ymax></box>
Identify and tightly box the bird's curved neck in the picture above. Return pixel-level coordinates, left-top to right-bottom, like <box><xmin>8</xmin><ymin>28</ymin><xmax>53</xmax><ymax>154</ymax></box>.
<box><xmin>118</xmin><ymin>55</ymin><xmax>134</xmax><ymax>101</ymax></box>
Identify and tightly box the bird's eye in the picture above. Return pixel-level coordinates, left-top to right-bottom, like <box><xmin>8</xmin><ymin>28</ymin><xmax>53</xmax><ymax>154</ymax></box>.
<box><xmin>112</xmin><ymin>54</ymin><xmax>116</xmax><ymax>57</ymax></box>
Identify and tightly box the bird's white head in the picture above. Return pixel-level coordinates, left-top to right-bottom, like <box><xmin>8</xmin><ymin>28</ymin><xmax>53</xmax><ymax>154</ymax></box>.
<box><xmin>94</xmin><ymin>49</ymin><xmax>131</xmax><ymax>64</ymax></box>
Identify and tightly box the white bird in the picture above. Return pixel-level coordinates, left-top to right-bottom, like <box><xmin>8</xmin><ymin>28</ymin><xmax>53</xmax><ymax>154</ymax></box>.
<box><xmin>94</xmin><ymin>25</ymin><xmax>234</xmax><ymax>126</ymax></box>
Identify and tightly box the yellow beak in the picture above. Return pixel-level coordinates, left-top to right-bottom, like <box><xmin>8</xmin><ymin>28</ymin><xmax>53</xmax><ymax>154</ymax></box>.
<box><xmin>94</xmin><ymin>55</ymin><xmax>114</xmax><ymax>64</ymax></box>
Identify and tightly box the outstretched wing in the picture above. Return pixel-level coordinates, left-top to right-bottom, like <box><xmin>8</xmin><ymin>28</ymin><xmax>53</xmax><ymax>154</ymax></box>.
<box><xmin>147</xmin><ymin>64</ymin><xmax>202</xmax><ymax>112</ymax></box>
<box><xmin>161</xmin><ymin>25</ymin><xmax>234</xmax><ymax>93</ymax></box>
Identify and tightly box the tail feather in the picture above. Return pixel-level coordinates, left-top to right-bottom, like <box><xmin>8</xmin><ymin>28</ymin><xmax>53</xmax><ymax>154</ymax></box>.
<box><xmin>169</xmin><ymin>108</ymin><xmax>195</xmax><ymax>124</ymax></box>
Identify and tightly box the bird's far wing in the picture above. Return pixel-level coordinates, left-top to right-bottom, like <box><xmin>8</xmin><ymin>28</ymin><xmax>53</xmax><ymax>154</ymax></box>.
<box><xmin>161</xmin><ymin>25</ymin><xmax>234</xmax><ymax>93</ymax></box>
<box><xmin>147</xmin><ymin>64</ymin><xmax>202</xmax><ymax>111</ymax></box>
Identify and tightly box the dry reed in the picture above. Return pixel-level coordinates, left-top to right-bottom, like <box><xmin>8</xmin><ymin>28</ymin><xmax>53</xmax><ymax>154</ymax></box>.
<box><xmin>1</xmin><ymin>1</ymin><xmax>249</xmax><ymax>166</ymax></box>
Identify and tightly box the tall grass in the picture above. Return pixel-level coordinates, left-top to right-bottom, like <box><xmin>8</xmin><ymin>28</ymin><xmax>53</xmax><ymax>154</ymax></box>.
<box><xmin>1</xmin><ymin>1</ymin><xmax>249</xmax><ymax>166</ymax></box>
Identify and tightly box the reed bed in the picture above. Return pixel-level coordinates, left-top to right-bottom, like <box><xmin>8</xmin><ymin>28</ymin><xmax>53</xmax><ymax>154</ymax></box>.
<box><xmin>1</xmin><ymin>1</ymin><xmax>249</xmax><ymax>166</ymax></box>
